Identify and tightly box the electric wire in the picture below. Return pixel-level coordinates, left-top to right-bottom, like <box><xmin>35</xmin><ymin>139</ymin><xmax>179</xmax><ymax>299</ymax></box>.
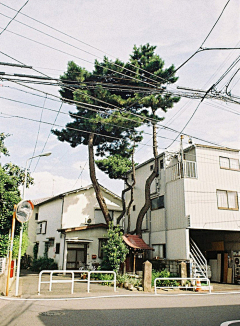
<box><xmin>173</xmin><ymin>0</ymin><xmax>231</xmax><ymax>74</ymax></box>
<box><xmin>29</xmin><ymin>94</ymin><xmax>47</xmax><ymax>169</ymax></box>
<box><xmin>3</xmin><ymin>75</ymin><xmax>237</xmax><ymax>149</ymax></box>
<box><xmin>33</xmin><ymin>101</ymin><xmax>64</xmax><ymax>173</ymax></box>
<box><xmin>0</xmin><ymin>4</ymin><xmax>177</xmax><ymax>87</ymax></box>
<box><xmin>0</xmin><ymin>0</ymin><xmax>29</xmax><ymax>36</ymax></box>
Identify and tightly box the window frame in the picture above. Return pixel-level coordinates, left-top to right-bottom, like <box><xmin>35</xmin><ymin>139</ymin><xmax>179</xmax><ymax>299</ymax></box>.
<box><xmin>216</xmin><ymin>189</ymin><xmax>239</xmax><ymax>211</ymax></box>
<box><xmin>219</xmin><ymin>156</ymin><xmax>240</xmax><ymax>171</ymax></box>
<box><xmin>37</xmin><ymin>221</ymin><xmax>47</xmax><ymax>234</ymax></box>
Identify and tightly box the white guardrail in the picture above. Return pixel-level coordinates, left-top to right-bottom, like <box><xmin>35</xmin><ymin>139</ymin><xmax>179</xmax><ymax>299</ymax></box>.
<box><xmin>38</xmin><ymin>270</ymin><xmax>116</xmax><ymax>295</ymax></box>
<box><xmin>154</xmin><ymin>277</ymin><xmax>211</xmax><ymax>294</ymax></box>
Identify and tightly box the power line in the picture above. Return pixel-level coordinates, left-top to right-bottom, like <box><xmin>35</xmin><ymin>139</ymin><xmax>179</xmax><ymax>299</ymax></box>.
<box><xmin>2</xmin><ymin>73</ymin><xmax>236</xmax><ymax>149</ymax></box>
<box><xmin>29</xmin><ymin>95</ymin><xmax>47</xmax><ymax>169</ymax></box>
<box><xmin>0</xmin><ymin>111</ymin><xmax>155</xmax><ymax>148</ymax></box>
<box><xmin>72</xmin><ymin>159</ymin><xmax>88</xmax><ymax>190</ymax></box>
<box><xmin>33</xmin><ymin>101</ymin><xmax>64</xmax><ymax>172</ymax></box>
<box><xmin>0</xmin><ymin>25</ymin><xmax>171</xmax><ymax>91</ymax></box>
<box><xmin>0</xmin><ymin>0</ymin><xmax>29</xmax><ymax>36</ymax></box>
<box><xmin>0</xmin><ymin>94</ymin><xmax>175</xmax><ymax>143</ymax></box>
<box><xmin>0</xmin><ymin>4</ymin><xmax>176</xmax><ymax>87</ymax></box>
<box><xmin>173</xmin><ymin>0</ymin><xmax>231</xmax><ymax>74</ymax></box>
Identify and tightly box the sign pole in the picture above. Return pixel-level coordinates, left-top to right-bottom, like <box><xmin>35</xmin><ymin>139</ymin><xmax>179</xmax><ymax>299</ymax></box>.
<box><xmin>15</xmin><ymin>225</ymin><xmax>23</xmax><ymax>296</ymax></box>
<box><xmin>15</xmin><ymin>200</ymin><xmax>34</xmax><ymax>297</ymax></box>
<box><xmin>6</xmin><ymin>206</ymin><xmax>16</xmax><ymax>296</ymax></box>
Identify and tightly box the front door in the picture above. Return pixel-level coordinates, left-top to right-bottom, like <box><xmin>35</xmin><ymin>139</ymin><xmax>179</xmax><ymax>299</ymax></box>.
<box><xmin>66</xmin><ymin>247</ymin><xmax>87</xmax><ymax>269</ymax></box>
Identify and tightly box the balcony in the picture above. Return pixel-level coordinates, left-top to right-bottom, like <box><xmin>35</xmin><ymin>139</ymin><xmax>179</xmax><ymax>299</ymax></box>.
<box><xmin>166</xmin><ymin>160</ymin><xmax>197</xmax><ymax>182</ymax></box>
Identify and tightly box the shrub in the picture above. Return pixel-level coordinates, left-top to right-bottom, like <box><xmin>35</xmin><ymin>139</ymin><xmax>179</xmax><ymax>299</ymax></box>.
<box><xmin>31</xmin><ymin>257</ymin><xmax>58</xmax><ymax>272</ymax></box>
<box><xmin>152</xmin><ymin>269</ymin><xmax>180</xmax><ymax>287</ymax></box>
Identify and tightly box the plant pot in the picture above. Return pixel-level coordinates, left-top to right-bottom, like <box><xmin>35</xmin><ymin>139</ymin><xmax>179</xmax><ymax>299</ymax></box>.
<box><xmin>128</xmin><ymin>284</ymin><xmax>134</xmax><ymax>290</ymax></box>
<box><xmin>124</xmin><ymin>282</ymin><xmax>129</xmax><ymax>289</ymax></box>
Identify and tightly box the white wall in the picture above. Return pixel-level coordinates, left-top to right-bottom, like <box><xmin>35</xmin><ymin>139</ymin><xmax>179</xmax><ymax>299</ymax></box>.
<box><xmin>185</xmin><ymin>146</ymin><xmax>240</xmax><ymax>230</ymax></box>
<box><xmin>166</xmin><ymin>229</ymin><xmax>189</xmax><ymax>259</ymax></box>
<box><xmin>63</xmin><ymin>227</ymin><xmax>108</xmax><ymax>269</ymax></box>
<box><xmin>62</xmin><ymin>187</ymin><xmax>122</xmax><ymax>229</ymax></box>
<box><xmin>36</xmin><ymin>198</ymin><xmax>64</xmax><ymax>268</ymax></box>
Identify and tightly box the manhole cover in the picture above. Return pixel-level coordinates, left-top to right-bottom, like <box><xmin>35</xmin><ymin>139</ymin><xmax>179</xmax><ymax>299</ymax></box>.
<box><xmin>39</xmin><ymin>311</ymin><xmax>65</xmax><ymax>316</ymax></box>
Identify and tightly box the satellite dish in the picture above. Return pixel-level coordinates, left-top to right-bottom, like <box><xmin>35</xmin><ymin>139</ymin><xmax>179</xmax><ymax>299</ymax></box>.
<box><xmin>16</xmin><ymin>200</ymin><xmax>34</xmax><ymax>223</ymax></box>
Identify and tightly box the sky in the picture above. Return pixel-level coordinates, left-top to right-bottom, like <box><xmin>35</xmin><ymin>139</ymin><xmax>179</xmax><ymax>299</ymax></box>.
<box><xmin>0</xmin><ymin>0</ymin><xmax>239</xmax><ymax>200</ymax></box>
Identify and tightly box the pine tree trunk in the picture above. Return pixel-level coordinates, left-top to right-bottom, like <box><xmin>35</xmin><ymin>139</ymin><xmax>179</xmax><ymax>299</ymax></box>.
<box><xmin>136</xmin><ymin>122</ymin><xmax>158</xmax><ymax>237</ymax></box>
<box><xmin>117</xmin><ymin>150</ymin><xmax>136</xmax><ymax>226</ymax></box>
<box><xmin>88</xmin><ymin>133</ymin><xmax>111</xmax><ymax>225</ymax></box>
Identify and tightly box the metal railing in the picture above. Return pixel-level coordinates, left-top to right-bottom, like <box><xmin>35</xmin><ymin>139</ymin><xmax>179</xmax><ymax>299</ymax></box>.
<box><xmin>87</xmin><ymin>271</ymin><xmax>116</xmax><ymax>293</ymax></box>
<box><xmin>38</xmin><ymin>270</ymin><xmax>116</xmax><ymax>295</ymax></box>
<box><xmin>190</xmin><ymin>238</ymin><xmax>207</xmax><ymax>278</ymax></box>
<box><xmin>166</xmin><ymin>160</ymin><xmax>197</xmax><ymax>182</ymax></box>
<box><xmin>154</xmin><ymin>277</ymin><xmax>211</xmax><ymax>294</ymax></box>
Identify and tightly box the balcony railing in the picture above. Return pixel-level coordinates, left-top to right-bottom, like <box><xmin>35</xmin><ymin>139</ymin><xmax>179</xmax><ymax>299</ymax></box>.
<box><xmin>166</xmin><ymin>160</ymin><xmax>197</xmax><ymax>182</ymax></box>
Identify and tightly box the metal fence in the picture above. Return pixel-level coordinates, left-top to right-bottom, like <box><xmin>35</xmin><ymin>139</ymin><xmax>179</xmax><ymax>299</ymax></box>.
<box><xmin>38</xmin><ymin>270</ymin><xmax>116</xmax><ymax>295</ymax></box>
<box><xmin>154</xmin><ymin>277</ymin><xmax>211</xmax><ymax>294</ymax></box>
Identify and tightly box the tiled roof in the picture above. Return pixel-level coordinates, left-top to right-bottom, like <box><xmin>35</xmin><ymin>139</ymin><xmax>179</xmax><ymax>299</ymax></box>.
<box><xmin>122</xmin><ymin>234</ymin><xmax>153</xmax><ymax>251</ymax></box>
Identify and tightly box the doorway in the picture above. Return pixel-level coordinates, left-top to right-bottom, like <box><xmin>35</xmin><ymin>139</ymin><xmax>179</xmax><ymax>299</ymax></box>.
<box><xmin>66</xmin><ymin>246</ymin><xmax>87</xmax><ymax>270</ymax></box>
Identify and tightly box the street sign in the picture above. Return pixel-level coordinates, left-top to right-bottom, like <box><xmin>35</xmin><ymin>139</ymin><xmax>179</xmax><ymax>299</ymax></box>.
<box><xmin>16</xmin><ymin>200</ymin><xmax>34</xmax><ymax>223</ymax></box>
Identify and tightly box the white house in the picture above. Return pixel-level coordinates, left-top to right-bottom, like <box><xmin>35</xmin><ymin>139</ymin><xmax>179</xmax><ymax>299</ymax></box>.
<box><xmin>28</xmin><ymin>185</ymin><xmax>122</xmax><ymax>270</ymax></box>
<box><xmin>125</xmin><ymin>144</ymin><xmax>240</xmax><ymax>283</ymax></box>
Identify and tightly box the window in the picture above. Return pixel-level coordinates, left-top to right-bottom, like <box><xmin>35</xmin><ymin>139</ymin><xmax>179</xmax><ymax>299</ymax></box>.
<box><xmin>35</xmin><ymin>213</ymin><xmax>38</xmax><ymax>220</ymax></box>
<box><xmin>133</xmin><ymin>205</ymin><xmax>136</xmax><ymax>211</ymax></box>
<box><xmin>160</xmin><ymin>160</ymin><xmax>164</xmax><ymax>169</ymax></box>
<box><xmin>220</xmin><ymin>157</ymin><xmax>239</xmax><ymax>171</ymax></box>
<box><xmin>55</xmin><ymin>243</ymin><xmax>60</xmax><ymax>254</ymax></box>
<box><xmin>98</xmin><ymin>238</ymin><xmax>107</xmax><ymax>259</ymax></box>
<box><xmin>217</xmin><ymin>190</ymin><xmax>238</xmax><ymax>210</ymax></box>
<box><xmin>151</xmin><ymin>196</ymin><xmax>164</xmax><ymax>210</ymax></box>
<box><xmin>152</xmin><ymin>244</ymin><xmax>166</xmax><ymax>259</ymax></box>
<box><xmin>48</xmin><ymin>238</ymin><xmax>54</xmax><ymax>247</ymax></box>
<box><xmin>150</xmin><ymin>164</ymin><xmax>153</xmax><ymax>171</ymax></box>
<box><xmin>37</xmin><ymin>221</ymin><xmax>47</xmax><ymax>234</ymax></box>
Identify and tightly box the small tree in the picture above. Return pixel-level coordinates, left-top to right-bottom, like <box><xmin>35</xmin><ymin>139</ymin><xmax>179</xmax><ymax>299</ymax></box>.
<box><xmin>101</xmin><ymin>223</ymin><xmax>129</xmax><ymax>273</ymax></box>
<box><xmin>0</xmin><ymin>133</ymin><xmax>33</xmax><ymax>257</ymax></box>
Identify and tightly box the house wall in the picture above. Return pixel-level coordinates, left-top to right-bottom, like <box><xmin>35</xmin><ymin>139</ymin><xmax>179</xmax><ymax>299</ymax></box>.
<box><xmin>185</xmin><ymin>146</ymin><xmax>240</xmax><ymax>230</ymax></box>
<box><xmin>62</xmin><ymin>187</ymin><xmax>122</xmax><ymax>229</ymax></box>
<box><xmin>26</xmin><ymin>206</ymin><xmax>39</xmax><ymax>257</ymax></box>
<box><xmin>63</xmin><ymin>228</ymin><xmax>108</xmax><ymax>270</ymax></box>
<box><xmin>36</xmin><ymin>198</ymin><xmax>64</xmax><ymax>269</ymax></box>
<box><xmin>27</xmin><ymin>186</ymin><xmax>122</xmax><ymax>270</ymax></box>
<box><xmin>166</xmin><ymin>178</ymin><xmax>186</xmax><ymax>230</ymax></box>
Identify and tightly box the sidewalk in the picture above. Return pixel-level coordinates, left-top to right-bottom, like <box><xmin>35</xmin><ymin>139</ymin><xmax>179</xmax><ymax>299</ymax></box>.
<box><xmin>6</xmin><ymin>270</ymin><xmax>240</xmax><ymax>299</ymax></box>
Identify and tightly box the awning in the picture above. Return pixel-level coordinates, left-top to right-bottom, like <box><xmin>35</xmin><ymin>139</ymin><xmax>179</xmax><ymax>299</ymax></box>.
<box><xmin>122</xmin><ymin>234</ymin><xmax>154</xmax><ymax>251</ymax></box>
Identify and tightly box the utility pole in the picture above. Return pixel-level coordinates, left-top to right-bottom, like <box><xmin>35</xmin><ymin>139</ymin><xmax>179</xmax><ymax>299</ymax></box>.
<box><xmin>180</xmin><ymin>135</ymin><xmax>184</xmax><ymax>178</ymax></box>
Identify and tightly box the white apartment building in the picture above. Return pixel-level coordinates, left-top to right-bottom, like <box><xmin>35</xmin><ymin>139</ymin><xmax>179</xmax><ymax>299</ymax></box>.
<box><xmin>125</xmin><ymin>144</ymin><xmax>240</xmax><ymax>283</ymax></box>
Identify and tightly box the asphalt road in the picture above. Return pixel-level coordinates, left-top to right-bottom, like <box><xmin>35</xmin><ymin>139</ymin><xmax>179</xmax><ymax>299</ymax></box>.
<box><xmin>1</xmin><ymin>293</ymin><xmax>240</xmax><ymax>326</ymax></box>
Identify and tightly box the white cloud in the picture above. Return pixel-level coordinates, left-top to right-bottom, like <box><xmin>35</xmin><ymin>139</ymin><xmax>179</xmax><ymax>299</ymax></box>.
<box><xmin>24</xmin><ymin>171</ymin><xmax>90</xmax><ymax>200</ymax></box>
